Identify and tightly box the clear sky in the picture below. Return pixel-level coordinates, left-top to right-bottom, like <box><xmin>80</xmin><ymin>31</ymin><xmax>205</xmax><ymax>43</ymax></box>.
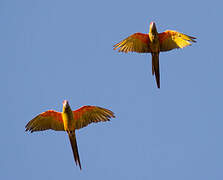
<box><xmin>1</xmin><ymin>0</ymin><xmax>223</xmax><ymax>179</ymax></box>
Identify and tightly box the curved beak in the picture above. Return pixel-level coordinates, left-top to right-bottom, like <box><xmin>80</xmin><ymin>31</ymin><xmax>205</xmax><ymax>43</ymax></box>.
<box><xmin>63</xmin><ymin>100</ymin><xmax>69</xmax><ymax>108</ymax></box>
<box><xmin>149</xmin><ymin>21</ymin><xmax>158</xmax><ymax>33</ymax></box>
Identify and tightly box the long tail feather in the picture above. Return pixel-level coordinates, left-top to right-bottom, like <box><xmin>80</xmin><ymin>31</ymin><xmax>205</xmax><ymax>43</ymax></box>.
<box><xmin>68</xmin><ymin>132</ymin><xmax>82</xmax><ymax>170</ymax></box>
<box><xmin>152</xmin><ymin>61</ymin><xmax>155</xmax><ymax>75</ymax></box>
<box><xmin>152</xmin><ymin>53</ymin><xmax>160</xmax><ymax>88</ymax></box>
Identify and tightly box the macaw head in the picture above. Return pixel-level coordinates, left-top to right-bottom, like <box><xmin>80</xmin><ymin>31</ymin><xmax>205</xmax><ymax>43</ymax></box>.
<box><xmin>149</xmin><ymin>22</ymin><xmax>158</xmax><ymax>34</ymax></box>
<box><xmin>63</xmin><ymin>100</ymin><xmax>70</xmax><ymax>111</ymax></box>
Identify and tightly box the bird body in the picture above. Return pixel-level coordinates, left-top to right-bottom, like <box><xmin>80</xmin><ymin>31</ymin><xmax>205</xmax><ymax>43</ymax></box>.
<box><xmin>25</xmin><ymin>100</ymin><xmax>115</xmax><ymax>170</ymax></box>
<box><xmin>113</xmin><ymin>22</ymin><xmax>196</xmax><ymax>88</ymax></box>
<box><xmin>62</xmin><ymin>100</ymin><xmax>75</xmax><ymax>132</ymax></box>
<box><xmin>149</xmin><ymin>22</ymin><xmax>161</xmax><ymax>88</ymax></box>
<box><xmin>149</xmin><ymin>22</ymin><xmax>160</xmax><ymax>53</ymax></box>
<box><xmin>62</xmin><ymin>100</ymin><xmax>81</xmax><ymax>168</ymax></box>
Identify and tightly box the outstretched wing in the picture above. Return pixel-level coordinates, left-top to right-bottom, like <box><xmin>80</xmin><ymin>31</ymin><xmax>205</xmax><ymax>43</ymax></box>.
<box><xmin>25</xmin><ymin>110</ymin><xmax>64</xmax><ymax>132</ymax></box>
<box><xmin>73</xmin><ymin>106</ymin><xmax>115</xmax><ymax>130</ymax></box>
<box><xmin>159</xmin><ymin>30</ymin><xmax>196</xmax><ymax>52</ymax></box>
<box><xmin>113</xmin><ymin>33</ymin><xmax>151</xmax><ymax>53</ymax></box>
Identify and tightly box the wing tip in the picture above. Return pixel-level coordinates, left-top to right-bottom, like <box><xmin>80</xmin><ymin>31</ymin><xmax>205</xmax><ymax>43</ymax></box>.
<box><xmin>188</xmin><ymin>36</ymin><xmax>196</xmax><ymax>43</ymax></box>
<box><xmin>25</xmin><ymin>124</ymin><xmax>30</xmax><ymax>132</ymax></box>
<box><xmin>113</xmin><ymin>45</ymin><xmax>118</xmax><ymax>50</ymax></box>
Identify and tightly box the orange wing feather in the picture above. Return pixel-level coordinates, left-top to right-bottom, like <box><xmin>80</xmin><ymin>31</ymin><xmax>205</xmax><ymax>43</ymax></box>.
<box><xmin>25</xmin><ymin>110</ymin><xmax>64</xmax><ymax>132</ymax></box>
<box><xmin>159</xmin><ymin>30</ymin><xmax>196</xmax><ymax>52</ymax></box>
<box><xmin>113</xmin><ymin>33</ymin><xmax>151</xmax><ymax>53</ymax></box>
<box><xmin>73</xmin><ymin>106</ymin><xmax>115</xmax><ymax>130</ymax></box>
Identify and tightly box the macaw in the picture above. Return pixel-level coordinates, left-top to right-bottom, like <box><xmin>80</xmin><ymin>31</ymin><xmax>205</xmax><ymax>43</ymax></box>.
<box><xmin>25</xmin><ymin>100</ymin><xmax>115</xmax><ymax>170</ymax></box>
<box><xmin>113</xmin><ymin>22</ymin><xmax>196</xmax><ymax>88</ymax></box>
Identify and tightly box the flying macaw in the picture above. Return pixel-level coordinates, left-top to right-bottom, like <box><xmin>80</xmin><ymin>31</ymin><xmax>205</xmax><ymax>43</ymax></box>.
<box><xmin>25</xmin><ymin>100</ymin><xmax>115</xmax><ymax>170</ymax></box>
<box><xmin>113</xmin><ymin>22</ymin><xmax>196</xmax><ymax>88</ymax></box>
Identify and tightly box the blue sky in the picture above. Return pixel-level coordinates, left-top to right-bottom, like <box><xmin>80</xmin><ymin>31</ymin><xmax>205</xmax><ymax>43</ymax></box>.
<box><xmin>1</xmin><ymin>0</ymin><xmax>223</xmax><ymax>179</ymax></box>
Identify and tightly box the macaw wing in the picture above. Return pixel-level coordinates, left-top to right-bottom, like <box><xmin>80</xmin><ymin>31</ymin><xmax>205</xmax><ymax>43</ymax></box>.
<box><xmin>73</xmin><ymin>106</ymin><xmax>115</xmax><ymax>130</ymax></box>
<box><xmin>159</xmin><ymin>30</ymin><xmax>196</xmax><ymax>52</ymax></box>
<box><xmin>25</xmin><ymin>110</ymin><xmax>64</xmax><ymax>132</ymax></box>
<box><xmin>113</xmin><ymin>33</ymin><xmax>151</xmax><ymax>53</ymax></box>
